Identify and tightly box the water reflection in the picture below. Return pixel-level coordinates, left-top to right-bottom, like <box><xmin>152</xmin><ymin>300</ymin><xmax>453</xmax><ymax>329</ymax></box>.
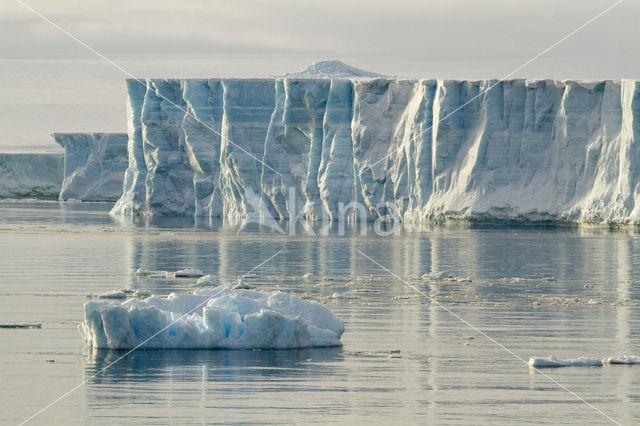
<box><xmin>85</xmin><ymin>347</ymin><xmax>344</xmax><ymax>385</ymax></box>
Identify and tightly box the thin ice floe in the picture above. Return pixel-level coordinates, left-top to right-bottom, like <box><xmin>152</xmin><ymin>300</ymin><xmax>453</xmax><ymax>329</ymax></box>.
<box><xmin>529</xmin><ymin>356</ymin><xmax>603</xmax><ymax>368</ymax></box>
<box><xmin>0</xmin><ymin>323</ymin><xmax>42</xmax><ymax>329</ymax></box>
<box><xmin>421</xmin><ymin>271</ymin><xmax>453</xmax><ymax>280</ymax></box>
<box><xmin>173</xmin><ymin>268</ymin><xmax>205</xmax><ymax>278</ymax></box>
<box><xmin>135</xmin><ymin>268</ymin><xmax>170</xmax><ymax>278</ymax></box>
<box><xmin>79</xmin><ymin>287</ymin><xmax>344</xmax><ymax>350</ymax></box>
<box><xmin>602</xmin><ymin>356</ymin><xmax>640</xmax><ymax>365</ymax></box>
<box><xmin>87</xmin><ymin>289</ymin><xmax>129</xmax><ymax>299</ymax></box>
<box><xmin>530</xmin><ymin>355</ymin><xmax>640</xmax><ymax>368</ymax></box>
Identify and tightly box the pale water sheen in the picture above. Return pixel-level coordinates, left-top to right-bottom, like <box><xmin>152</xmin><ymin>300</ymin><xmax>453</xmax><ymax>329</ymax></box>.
<box><xmin>1</xmin><ymin>201</ymin><xmax>640</xmax><ymax>424</ymax></box>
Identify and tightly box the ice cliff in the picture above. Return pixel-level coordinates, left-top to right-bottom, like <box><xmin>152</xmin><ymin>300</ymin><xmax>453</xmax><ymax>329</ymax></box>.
<box><xmin>54</xmin><ymin>133</ymin><xmax>128</xmax><ymax>201</ymax></box>
<box><xmin>0</xmin><ymin>153</ymin><xmax>63</xmax><ymax>199</ymax></box>
<box><xmin>111</xmin><ymin>78</ymin><xmax>640</xmax><ymax>223</ymax></box>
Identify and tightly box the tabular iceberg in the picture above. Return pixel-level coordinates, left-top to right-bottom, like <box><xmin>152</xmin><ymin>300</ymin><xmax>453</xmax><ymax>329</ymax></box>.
<box><xmin>0</xmin><ymin>153</ymin><xmax>63</xmax><ymax>199</ymax></box>
<box><xmin>54</xmin><ymin>133</ymin><xmax>128</xmax><ymax>201</ymax></box>
<box><xmin>79</xmin><ymin>288</ymin><xmax>344</xmax><ymax>349</ymax></box>
<box><xmin>109</xmin><ymin>77</ymin><xmax>640</xmax><ymax>224</ymax></box>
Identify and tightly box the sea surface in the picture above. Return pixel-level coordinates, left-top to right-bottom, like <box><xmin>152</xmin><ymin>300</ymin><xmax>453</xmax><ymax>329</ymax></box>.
<box><xmin>1</xmin><ymin>201</ymin><xmax>640</xmax><ymax>424</ymax></box>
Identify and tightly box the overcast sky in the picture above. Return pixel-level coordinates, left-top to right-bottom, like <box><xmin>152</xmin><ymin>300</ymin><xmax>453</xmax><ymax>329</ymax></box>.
<box><xmin>0</xmin><ymin>0</ymin><xmax>637</xmax><ymax>149</ymax></box>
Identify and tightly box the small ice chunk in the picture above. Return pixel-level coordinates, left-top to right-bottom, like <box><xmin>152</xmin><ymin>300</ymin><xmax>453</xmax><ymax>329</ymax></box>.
<box><xmin>603</xmin><ymin>355</ymin><xmax>640</xmax><ymax>365</ymax></box>
<box><xmin>233</xmin><ymin>280</ymin><xmax>255</xmax><ymax>290</ymax></box>
<box><xmin>421</xmin><ymin>271</ymin><xmax>453</xmax><ymax>280</ymax></box>
<box><xmin>174</xmin><ymin>268</ymin><xmax>205</xmax><ymax>278</ymax></box>
<box><xmin>454</xmin><ymin>276</ymin><xmax>472</xmax><ymax>283</ymax></box>
<box><xmin>302</xmin><ymin>273</ymin><xmax>313</xmax><ymax>279</ymax></box>
<box><xmin>195</xmin><ymin>275</ymin><xmax>221</xmax><ymax>287</ymax></box>
<box><xmin>96</xmin><ymin>289</ymin><xmax>128</xmax><ymax>299</ymax></box>
<box><xmin>135</xmin><ymin>268</ymin><xmax>151</xmax><ymax>276</ymax></box>
<box><xmin>134</xmin><ymin>289</ymin><xmax>151</xmax><ymax>298</ymax></box>
<box><xmin>242</xmin><ymin>273</ymin><xmax>259</xmax><ymax>279</ymax></box>
<box><xmin>542</xmin><ymin>276</ymin><xmax>557</xmax><ymax>282</ymax></box>
<box><xmin>529</xmin><ymin>356</ymin><xmax>602</xmax><ymax>368</ymax></box>
<box><xmin>136</xmin><ymin>268</ymin><xmax>170</xmax><ymax>278</ymax></box>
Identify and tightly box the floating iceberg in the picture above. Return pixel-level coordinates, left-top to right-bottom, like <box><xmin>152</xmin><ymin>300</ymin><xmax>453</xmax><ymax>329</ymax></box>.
<box><xmin>54</xmin><ymin>133</ymin><xmax>128</xmax><ymax>202</ymax></box>
<box><xmin>173</xmin><ymin>268</ymin><xmax>205</xmax><ymax>278</ymax></box>
<box><xmin>79</xmin><ymin>288</ymin><xmax>344</xmax><ymax>349</ymax></box>
<box><xmin>529</xmin><ymin>356</ymin><xmax>603</xmax><ymax>368</ymax></box>
<box><xmin>110</xmin><ymin>76</ymin><xmax>640</xmax><ymax>224</ymax></box>
<box><xmin>0</xmin><ymin>153</ymin><xmax>63</xmax><ymax>199</ymax></box>
<box><xmin>603</xmin><ymin>355</ymin><xmax>640</xmax><ymax>364</ymax></box>
<box><xmin>195</xmin><ymin>275</ymin><xmax>221</xmax><ymax>286</ymax></box>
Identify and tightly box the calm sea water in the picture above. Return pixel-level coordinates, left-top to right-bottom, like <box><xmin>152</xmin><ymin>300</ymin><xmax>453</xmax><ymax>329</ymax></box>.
<box><xmin>1</xmin><ymin>201</ymin><xmax>640</xmax><ymax>424</ymax></box>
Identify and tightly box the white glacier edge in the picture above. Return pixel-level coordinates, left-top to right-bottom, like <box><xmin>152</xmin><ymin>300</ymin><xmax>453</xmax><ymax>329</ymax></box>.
<box><xmin>110</xmin><ymin>77</ymin><xmax>640</xmax><ymax>224</ymax></box>
<box><xmin>79</xmin><ymin>288</ymin><xmax>345</xmax><ymax>350</ymax></box>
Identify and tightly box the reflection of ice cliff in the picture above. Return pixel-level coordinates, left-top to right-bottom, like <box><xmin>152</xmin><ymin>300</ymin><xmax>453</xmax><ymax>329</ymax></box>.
<box><xmin>111</xmin><ymin>78</ymin><xmax>640</xmax><ymax>224</ymax></box>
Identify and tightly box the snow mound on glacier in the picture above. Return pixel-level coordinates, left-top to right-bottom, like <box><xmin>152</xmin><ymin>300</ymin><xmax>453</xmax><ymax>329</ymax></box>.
<box><xmin>281</xmin><ymin>60</ymin><xmax>384</xmax><ymax>79</ymax></box>
<box><xmin>79</xmin><ymin>287</ymin><xmax>344</xmax><ymax>349</ymax></box>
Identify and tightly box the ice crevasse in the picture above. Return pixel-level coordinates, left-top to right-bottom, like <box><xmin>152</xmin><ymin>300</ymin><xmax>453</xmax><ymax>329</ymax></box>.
<box><xmin>110</xmin><ymin>78</ymin><xmax>640</xmax><ymax>224</ymax></box>
<box><xmin>79</xmin><ymin>288</ymin><xmax>345</xmax><ymax>349</ymax></box>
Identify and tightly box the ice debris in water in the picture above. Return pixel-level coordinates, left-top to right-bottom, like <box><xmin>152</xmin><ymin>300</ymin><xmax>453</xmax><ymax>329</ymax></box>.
<box><xmin>529</xmin><ymin>356</ymin><xmax>603</xmax><ymax>368</ymax></box>
<box><xmin>135</xmin><ymin>268</ymin><xmax>170</xmax><ymax>278</ymax></box>
<box><xmin>233</xmin><ymin>280</ymin><xmax>255</xmax><ymax>290</ymax></box>
<box><xmin>195</xmin><ymin>275</ymin><xmax>221</xmax><ymax>287</ymax></box>
<box><xmin>421</xmin><ymin>271</ymin><xmax>454</xmax><ymax>280</ymax></box>
<box><xmin>87</xmin><ymin>289</ymin><xmax>129</xmax><ymax>299</ymax></box>
<box><xmin>603</xmin><ymin>356</ymin><xmax>640</xmax><ymax>365</ymax></box>
<box><xmin>174</xmin><ymin>268</ymin><xmax>205</xmax><ymax>278</ymax></box>
<box><xmin>79</xmin><ymin>287</ymin><xmax>344</xmax><ymax>349</ymax></box>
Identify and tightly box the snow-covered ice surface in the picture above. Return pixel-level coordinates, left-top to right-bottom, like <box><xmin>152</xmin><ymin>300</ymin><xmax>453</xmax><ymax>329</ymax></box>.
<box><xmin>112</xmin><ymin>77</ymin><xmax>640</xmax><ymax>224</ymax></box>
<box><xmin>0</xmin><ymin>153</ymin><xmax>63</xmax><ymax>199</ymax></box>
<box><xmin>79</xmin><ymin>287</ymin><xmax>344</xmax><ymax>349</ymax></box>
<box><xmin>54</xmin><ymin>133</ymin><xmax>128</xmax><ymax>202</ymax></box>
<box><xmin>280</xmin><ymin>60</ymin><xmax>385</xmax><ymax>79</ymax></box>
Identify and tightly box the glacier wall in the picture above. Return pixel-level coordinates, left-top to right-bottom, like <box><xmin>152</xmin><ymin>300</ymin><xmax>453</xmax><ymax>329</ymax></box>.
<box><xmin>54</xmin><ymin>133</ymin><xmax>128</xmax><ymax>202</ymax></box>
<box><xmin>0</xmin><ymin>153</ymin><xmax>63</xmax><ymax>199</ymax></box>
<box><xmin>112</xmin><ymin>78</ymin><xmax>640</xmax><ymax>223</ymax></box>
